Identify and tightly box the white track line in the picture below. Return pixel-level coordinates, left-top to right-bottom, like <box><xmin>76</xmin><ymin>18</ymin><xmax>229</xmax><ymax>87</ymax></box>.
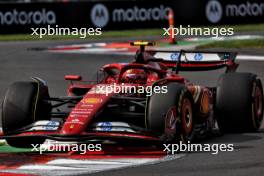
<box><xmin>237</xmin><ymin>55</ymin><xmax>264</xmax><ymax>61</ymax></box>
<box><xmin>19</xmin><ymin>158</ymin><xmax>159</xmax><ymax>171</ymax></box>
<box><xmin>6</xmin><ymin>154</ymin><xmax>185</xmax><ymax>176</ymax></box>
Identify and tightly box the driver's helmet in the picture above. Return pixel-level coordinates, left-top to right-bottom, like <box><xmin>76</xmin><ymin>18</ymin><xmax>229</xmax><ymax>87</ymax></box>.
<box><xmin>121</xmin><ymin>69</ymin><xmax>147</xmax><ymax>84</ymax></box>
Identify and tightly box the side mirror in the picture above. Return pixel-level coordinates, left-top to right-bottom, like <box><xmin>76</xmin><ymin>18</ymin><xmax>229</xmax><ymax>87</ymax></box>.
<box><xmin>64</xmin><ymin>75</ymin><xmax>82</xmax><ymax>81</ymax></box>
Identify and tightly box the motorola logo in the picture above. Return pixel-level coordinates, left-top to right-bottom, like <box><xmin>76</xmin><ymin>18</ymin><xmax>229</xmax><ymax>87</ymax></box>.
<box><xmin>112</xmin><ymin>5</ymin><xmax>171</xmax><ymax>22</ymax></box>
<box><xmin>91</xmin><ymin>4</ymin><xmax>109</xmax><ymax>28</ymax></box>
<box><xmin>226</xmin><ymin>2</ymin><xmax>264</xmax><ymax>17</ymax></box>
<box><xmin>0</xmin><ymin>9</ymin><xmax>56</xmax><ymax>25</ymax></box>
<box><xmin>206</xmin><ymin>0</ymin><xmax>223</xmax><ymax>23</ymax></box>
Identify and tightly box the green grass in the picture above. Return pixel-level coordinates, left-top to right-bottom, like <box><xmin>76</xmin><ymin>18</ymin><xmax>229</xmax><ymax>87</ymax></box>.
<box><xmin>0</xmin><ymin>23</ymin><xmax>263</xmax><ymax>41</ymax></box>
<box><xmin>0</xmin><ymin>145</ymin><xmax>32</xmax><ymax>153</ymax></box>
<box><xmin>197</xmin><ymin>39</ymin><xmax>264</xmax><ymax>49</ymax></box>
<box><xmin>227</xmin><ymin>23</ymin><xmax>264</xmax><ymax>33</ymax></box>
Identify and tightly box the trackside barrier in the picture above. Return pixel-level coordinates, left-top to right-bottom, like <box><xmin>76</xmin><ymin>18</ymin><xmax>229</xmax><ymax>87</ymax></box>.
<box><xmin>0</xmin><ymin>0</ymin><xmax>263</xmax><ymax>34</ymax></box>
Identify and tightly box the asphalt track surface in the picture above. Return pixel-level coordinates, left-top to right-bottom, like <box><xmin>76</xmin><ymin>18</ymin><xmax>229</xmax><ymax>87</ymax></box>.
<box><xmin>0</xmin><ymin>39</ymin><xmax>264</xmax><ymax>176</ymax></box>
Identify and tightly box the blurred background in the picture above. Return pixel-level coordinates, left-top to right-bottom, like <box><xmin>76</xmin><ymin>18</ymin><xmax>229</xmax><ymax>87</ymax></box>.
<box><xmin>0</xmin><ymin>0</ymin><xmax>263</xmax><ymax>34</ymax></box>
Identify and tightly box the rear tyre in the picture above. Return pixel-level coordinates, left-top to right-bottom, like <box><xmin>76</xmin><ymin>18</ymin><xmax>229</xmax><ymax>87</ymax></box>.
<box><xmin>2</xmin><ymin>81</ymin><xmax>51</xmax><ymax>148</ymax></box>
<box><xmin>146</xmin><ymin>83</ymin><xmax>195</xmax><ymax>143</ymax></box>
<box><xmin>216</xmin><ymin>73</ymin><xmax>263</xmax><ymax>133</ymax></box>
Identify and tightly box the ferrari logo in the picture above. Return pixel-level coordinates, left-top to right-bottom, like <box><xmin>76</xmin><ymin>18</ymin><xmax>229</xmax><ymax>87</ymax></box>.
<box><xmin>70</xmin><ymin>124</ymin><xmax>74</xmax><ymax>129</ymax></box>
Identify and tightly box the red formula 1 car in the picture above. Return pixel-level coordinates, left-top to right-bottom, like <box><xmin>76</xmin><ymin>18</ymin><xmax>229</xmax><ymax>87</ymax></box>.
<box><xmin>1</xmin><ymin>41</ymin><xmax>263</xmax><ymax>148</ymax></box>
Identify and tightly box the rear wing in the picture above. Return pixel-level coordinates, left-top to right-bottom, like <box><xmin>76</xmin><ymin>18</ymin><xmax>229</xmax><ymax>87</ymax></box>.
<box><xmin>146</xmin><ymin>50</ymin><xmax>238</xmax><ymax>73</ymax></box>
<box><xmin>129</xmin><ymin>41</ymin><xmax>238</xmax><ymax>73</ymax></box>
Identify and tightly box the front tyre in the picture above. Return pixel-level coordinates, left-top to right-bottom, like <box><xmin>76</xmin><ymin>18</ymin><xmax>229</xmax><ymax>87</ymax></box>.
<box><xmin>146</xmin><ymin>83</ymin><xmax>196</xmax><ymax>143</ymax></box>
<box><xmin>2</xmin><ymin>81</ymin><xmax>51</xmax><ymax>148</ymax></box>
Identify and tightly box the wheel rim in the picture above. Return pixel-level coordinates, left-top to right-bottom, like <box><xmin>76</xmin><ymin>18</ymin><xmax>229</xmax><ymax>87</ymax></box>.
<box><xmin>181</xmin><ymin>98</ymin><xmax>193</xmax><ymax>134</ymax></box>
<box><xmin>254</xmin><ymin>85</ymin><xmax>263</xmax><ymax>119</ymax></box>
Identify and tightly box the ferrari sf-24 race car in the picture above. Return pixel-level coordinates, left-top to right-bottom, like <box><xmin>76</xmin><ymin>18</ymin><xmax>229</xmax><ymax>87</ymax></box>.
<box><xmin>1</xmin><ymin>41</ymin><xmax>263</xmax><ymax>148</ymax></box>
